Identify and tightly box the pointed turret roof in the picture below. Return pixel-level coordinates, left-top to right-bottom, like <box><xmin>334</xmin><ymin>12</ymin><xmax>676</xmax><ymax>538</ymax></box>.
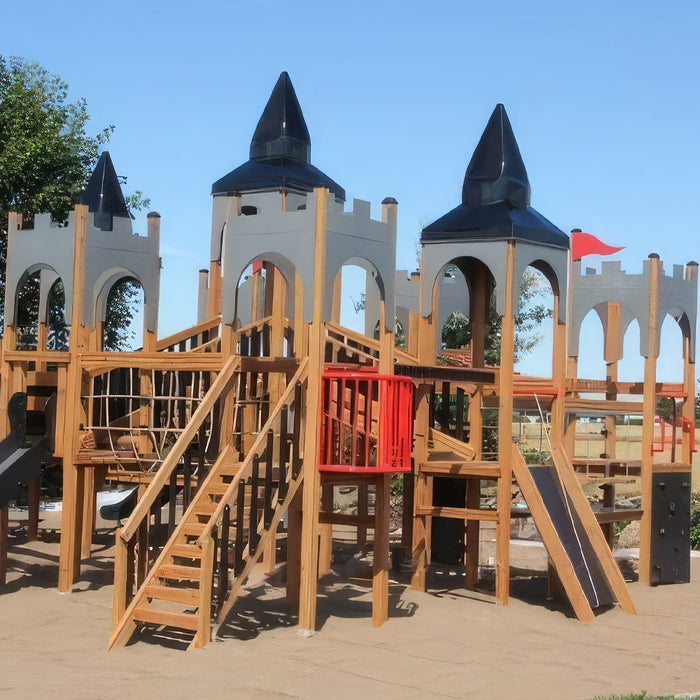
<box><xmin>211</xmin><ymin>72</ymin><xmax>345</xmax><ymax>201</ymax></box>
<box><xmin>249</xmin><ymin>72</ymin><xmax>311</xmax><ymax>163</ymax></box>
<box><xmin>80</xmin><ymin>151</ymin><xmax>130</xmax><ymax>230</ymax></box>
<box><xmin>422</xmin><ymin>104</ymin><xmax>567</xmax><ymax>249</ymax></box>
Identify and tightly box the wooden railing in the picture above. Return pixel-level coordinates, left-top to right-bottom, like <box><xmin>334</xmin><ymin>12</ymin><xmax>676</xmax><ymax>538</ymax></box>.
<box><xmin>325</xmin><ymin>321</ymin><xmax>419</xmax><ymax>366</ymax></box>
<box><xmin>156</xmin><ymin>317</ymin><xmax>222</xmax><ymax>353</ymax></box>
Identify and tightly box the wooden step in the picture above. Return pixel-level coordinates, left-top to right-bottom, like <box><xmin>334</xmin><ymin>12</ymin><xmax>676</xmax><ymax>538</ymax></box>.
<box><xmin>146</xmin><ymin>584</ymin><xmax>200</xmax><ymax>605</ymax></box>
<box><xmin>193</xmin><ymin>500</ymin><xmax>219</xmax><ymax>516</ymax></box>
<box><xmin>206</xmin><ymin>482</ymin><xmax>231</xmax><ymax>496</ymax></box>
<box><xmin>133</xmin><ymin>606</ymin><xmax>200</xmax><ymax>631</ymax></box>
<box><xmin>218</xmin><ymin>461</ymin><xmax>243</xmax><ymax>476</ymax></box>
<box><xmin>419</xmin><ymin>459</ymin><xmax>501</xmax><ymax>478</ymax></box>
<box><xmin>156</xmin><ymin>563</ymin><xmax>202</xmax><ymax>581</ymax></box>
<box><xmin>181</xmin><ymin>522</ymin><xmax>206</xmax><ymax>536</ymax></box>
<box><xmin>170</xmin><ymin>544</ymin><xmax>203</xmax><ymax>560</ymax></box>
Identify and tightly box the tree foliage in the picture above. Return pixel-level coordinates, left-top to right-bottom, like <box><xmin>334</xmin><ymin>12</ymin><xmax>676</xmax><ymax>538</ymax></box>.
<box><xmin>0</xmin><ymin>56</ymin><xmax>145</xmax><ymax>347</ymax></box>
<box><xmin>441</xmin><ymin>269</ymin><xmax>553</xmax><ymax>364</ymax></box>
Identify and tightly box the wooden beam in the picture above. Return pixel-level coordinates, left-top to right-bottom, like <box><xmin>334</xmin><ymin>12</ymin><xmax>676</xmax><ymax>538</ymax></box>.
<box><xmin>297</xmin><ymin>188</ymin><xmax>328</xmax><ymax>635</ymax></box>
<box><xmin>639</xmin><ymin>256</ymin><xmax>660</xmax><ymax>585</ymax></box>
<box><xmin>495</xmin><ymin>240</ymin><xmax>515</xmax><ymax>605</ymax></box>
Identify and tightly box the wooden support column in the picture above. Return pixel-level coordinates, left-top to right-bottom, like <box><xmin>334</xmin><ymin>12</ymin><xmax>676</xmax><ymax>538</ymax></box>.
<box><xmin>286</xmin><ymin>487</ymin><xmax>302</xmax><ymax>609</ymax></box>
<box><xmin>58</xmin><ymin>204</ymin><xmax>89</xmax><ymax>592</ymax></box>
<box><xmin>410</xmin><ymin>305</ymin><xmax>435</xmax><ymax>591</ymax></box>
<box><xmin>639</xmin><ymin>254</ymin><xmax>660</xmax><ymax>585</ymax></box>
<box><xmin>0</xmin><ymin>505</ymin><xmax>8</xmax><ymax>585</ymax></box>
<box><xmin>371</xmin><ymin>295</ymin><xmax>395</xmax><ymax>624</ymax></box>
<box><xmin>263</xmin><ymin>266</ymin><xmax>288</xmax><ymax>574</ymax></box>
<box><xmin>465</xmin><ymin>477</ymin><xmax>480</xmax><ymax>589</ymax></box>
<box><xmin>495</xmin><ymin>240</ymin><xmax>516</xmax><ymax>605</ymax></box>
<box><xmin>80</xmin><ymin>468</ymin><xmax>96</xmax><ymax>559</ymax></box>
<box><xmin>298</xmin><ymin>188</ymin><xmax>328</xmax><ymax>635</ymax></box>
<box><xmin>549</xmin><ymin>293</ymin><xmax>567</xmax><ymax>445</ymax></box>
<box><xmin>564</xmin><ymin>356</ymin><xmax>578</xmax><ymax>458</ymax></box>
<box><xmin>27</xmin><ymin>477</ymin><xmax>40</xmax><ymax>542</ymax></box>
<box><xmin>681</xmin><ymin>262</ymin><xmax>698</xmax><ymax>464</ymax></box>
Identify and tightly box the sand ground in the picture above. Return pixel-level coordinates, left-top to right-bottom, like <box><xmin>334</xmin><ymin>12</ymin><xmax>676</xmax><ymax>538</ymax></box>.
<box><xmin>0</xmin><ymin>535</ymin><xmax>699</xmax><ymax>700</ymax></box>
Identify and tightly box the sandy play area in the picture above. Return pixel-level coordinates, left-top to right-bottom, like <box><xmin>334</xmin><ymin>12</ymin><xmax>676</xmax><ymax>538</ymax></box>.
<box><xmin>0</xmin><ymin>533</ymin><xmax>698</xmax><ymax>700</ymax></box>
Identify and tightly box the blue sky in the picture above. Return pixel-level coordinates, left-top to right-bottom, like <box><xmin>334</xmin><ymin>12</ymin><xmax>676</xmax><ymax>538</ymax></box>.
<box><xmin>4</xmin><ymin>0</ymin><xmax>699</xmax><ymax>381</ymax></box>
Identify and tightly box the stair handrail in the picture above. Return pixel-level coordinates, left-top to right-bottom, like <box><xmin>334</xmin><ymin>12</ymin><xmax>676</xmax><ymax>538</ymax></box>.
<box><xmin>196</xmin><ymin>356</ymin><xmax>308</xmax><ymax>546</ymax></box>
<box><xmin>155</xmin><ymin>316</ymin><xmax>222</xmax><ymax>352</ymax></box>
<box><xmin>119</xmin><ymin>354</ymin><xmax>240</xmax><ymax>542</ymax></box>
<box><xmin>326</xmin><ymin>320</ymin><xmax>418</xmax><ymax>366</ymax></box>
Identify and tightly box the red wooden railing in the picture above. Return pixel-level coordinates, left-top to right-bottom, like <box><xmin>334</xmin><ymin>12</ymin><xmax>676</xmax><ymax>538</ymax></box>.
<box><xmin>319</xmin><ymin>367</ymin><xmax>413</xmax><ymax>474</ymax></box>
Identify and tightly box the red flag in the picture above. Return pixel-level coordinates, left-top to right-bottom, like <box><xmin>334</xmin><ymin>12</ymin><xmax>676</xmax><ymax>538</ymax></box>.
<box><xmin>571</xmin><ymin>230</ymin><xmax>624</xmax><ymax>261</ymax></box>
<box><xmin>252</xmin><ymin>260</ymin><xmax>263</xmax><ymax>274</ymax></box>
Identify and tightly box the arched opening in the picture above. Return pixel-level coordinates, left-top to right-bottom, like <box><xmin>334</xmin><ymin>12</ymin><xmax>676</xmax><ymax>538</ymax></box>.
<box><xmin>46</xmin><ymin>278</ymin><xmax>69</xmax><ymax>351</ymax></box>
<box><xmin>513</xmin><ymin>265</ymin><xmax>554</xmax><ymax>377</ymax></box>
<box><xmin>657</xmin><ymin>314</ymin><xmax>685</xmax><ymax>384</ymax></box>
<box><xmin>618</xmin><ymin>318</ymin><xmax>643</xmax><ymax>383</ymax></box>
<box><xmin>234</xmin><ymin>257</ymin><xmax>295</xmax><ymax>358</ymax></box>
<box><xmin>14</xmin><ymin>270</ymin><xmax>41</xmax><ymax>350</ymax></box>
<box><xmin>103</xmin><ymin>277</ymin><xmax>145</xmax><ymax>351</ymax></box>
<box><xmin>334</xmin><ymin>259</ymin><xmax>385</xmax><ymax>339</ymax></box>
<box><xmin>577</xmin><ymin>308</ymin><xmax>607</xmax><ymax>382</ymax></box>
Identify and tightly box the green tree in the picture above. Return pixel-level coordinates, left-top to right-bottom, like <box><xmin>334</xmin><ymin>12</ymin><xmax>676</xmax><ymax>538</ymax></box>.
<box><xmin>0</xmin><ymin>56</ymin><xmax>147</xmax><ymax>347</ymax></box>
<box><xmin>441</xmin><ymin>269</ymin><xmax>552</xmax><ymax>364</ymax></box>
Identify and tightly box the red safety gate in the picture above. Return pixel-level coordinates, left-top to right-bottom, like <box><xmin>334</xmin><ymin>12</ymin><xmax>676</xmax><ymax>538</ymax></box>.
<box><xmin>319</xmin><ymin>367</ymin><xmax>414</xmax><ymax>474</ymax></box>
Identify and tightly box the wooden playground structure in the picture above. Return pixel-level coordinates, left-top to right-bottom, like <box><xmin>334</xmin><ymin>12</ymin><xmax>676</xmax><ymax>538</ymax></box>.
<box><xmin>0</xmin><ymin>73</ymin><xmax>696</xmax><ymax>649</ymax></box>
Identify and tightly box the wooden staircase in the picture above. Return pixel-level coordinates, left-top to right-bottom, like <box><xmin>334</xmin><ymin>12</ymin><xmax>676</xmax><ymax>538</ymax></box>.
<box><xmin>108</xmin><ymin>358</ymin><xmax>308</xmax><ymax>650</ymax></box>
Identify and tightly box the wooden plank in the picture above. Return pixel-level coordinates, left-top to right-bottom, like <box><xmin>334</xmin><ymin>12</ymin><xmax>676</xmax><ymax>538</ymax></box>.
<box><xmin>192</xmin><ymin>536</ymin><xmax>214</xmax><ymax>648</ymax></box>
<box><xmin>395</xmin><ymin>364</ymin><xmax>496</xmax><ymax>384</ymax></box>
<box><xmin>495</xmin><ymin>240</ymin><xmax>515</xmax><ymax>606</ymax></box>
<box><xmin>133</xmin><ymin>607</ymin><xmax>199</xmax><ymax>631</ymax></box>
<box><xmin>414</xmin><ymin>505</ymin><xmax>498</xmax><ymax>521</ymax></box>
<box><xmin>157</xmin><ymin>563</ymin><xmax>202</xmax><ymax>581</ymax></box>
<box><xmin>156</xmin><ymin>317</ymin><xmax>220</xmax><ymax>352</ymax></box>
<box><xmin>297</xmin><ymin>187</ymin><xmax>327</xmax><ymax>635</ymax></box>
<box><xmin>112</xmin><ymin>532</ymin><xmax>129</xmax><ymax>631</ymax></box>
<box><xmin>419</xmin><ymin>460</ymin><xmax>500</xmax><ymax>478</ymax></box>
<box><xmin>639</xmin><ymin>255</ymin><xmax>660</xmax><ymax>585</ymax></box>
<box><xmin>565</xmin><ymin>398</ymin><xmax>644</xmax><ymax>416</ymax></box>
<box><xmin>372</xmin><ymin>474</ymin><xmax>390</xmax><ymax>627</ymax></box>
<box><xmin>145</xmin><ymin>584</ymin><xmax>200</xmax><ymax>605</ymax></box>
<box><xmin>429</xmin><ymin>428</ymin><xmax>477</xmax><ymax>462</ymax></box>
<box><xmin>0</xmin><ymin>505</ymin><xmax>8</xmax><ymax>585</ymax></box>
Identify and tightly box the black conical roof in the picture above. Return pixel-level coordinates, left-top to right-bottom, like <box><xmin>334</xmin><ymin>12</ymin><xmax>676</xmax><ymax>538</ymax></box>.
<box><xmin>80</xmin><ymin>152</ymin><xmax>130</xmax><ymax>230</ymax></box>
<box><xmin>462</xmin><ymin>104</ymin><xmax>530</xmax><ymax>208</ymax></box>
<box><xmin>250</xmin><ymin>72</ymin><xmax>310</xmax><ymax>163</ymax></box>
<box><xmin>422</xmin><ymin>104</ymin><xmax>567</xmax><ymax>249</ymax></box>
<box><xmin>212</xmin><ymin>72</ymin><xmax>345</xmax><ymax>201</ymax></box>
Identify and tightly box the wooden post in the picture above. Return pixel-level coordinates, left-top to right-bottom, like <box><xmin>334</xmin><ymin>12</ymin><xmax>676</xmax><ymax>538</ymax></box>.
<box><xmin>27</xmin><ymin>477</ymin><xmax>40</xmax><ymax>542</ymax></box>
<box><xmin>58</xmin><ymin>204</ymin><xmax>89</xmax><ymax>592</ymax></box>
<box><xmin>549</xmin><ymin>293</ymin><xmax>567</xmax><ymax>445</ymax></box>
<box><xmin>298</xmin><ymin>188</ymin><xmax>328</xmax><ymax>635</ymax></box>
<box><xmin>681</xmin><ymin>263</ymin><xmax>698</xmax><ymax>464</ymax></box>
<box><xmin>495</xmin><ymin>240</ymin><xmax>516</xmax><ymax>605</ymax></box>
<box><xmin>112</xmin><ymin>529</ymin><xmax>129</xmax><ymax>630</ymax></box>
<box><xmin>639</xmin><ymin>255</ymin><xmax>660</xmax><ymax>585</ymax></box>
<box><xmin>373</xmin><ymin>473</ymin><xmax>390</xmax><ymax>626</ymax></box>
<box><xmin>80</xmin><ymin>468</ymin><xmax>96</xmax><ymax>560</ymax></box>
<box><xmin>286</xmin><ymin>487</ymin><xmax>303</xmax><ymax>608</ymax></box>
<box><xmin>465</xmin><ymin>477</ymin><xmax>480</xmax><ymax>590</ymax></box>
<box><xmin>0</xmin><ymin>505</ymin><xmax>8</xmax><ymax>585</ymax></box>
